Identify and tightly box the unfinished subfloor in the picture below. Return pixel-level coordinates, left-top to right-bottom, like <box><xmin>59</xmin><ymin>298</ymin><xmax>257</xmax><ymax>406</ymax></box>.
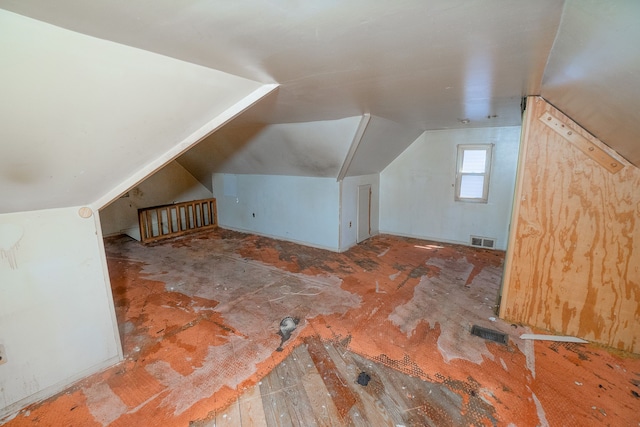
<box><xmin>3</xmin><ymin>229</ymin><xmax>639</xmax><ymax>426</ymax></box>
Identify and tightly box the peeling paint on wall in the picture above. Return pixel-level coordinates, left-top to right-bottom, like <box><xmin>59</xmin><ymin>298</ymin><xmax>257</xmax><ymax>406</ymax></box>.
<box><xmin>0</xmin><ymin>224</ymin><xmax>24</xmax><ymax>269</ymax></box>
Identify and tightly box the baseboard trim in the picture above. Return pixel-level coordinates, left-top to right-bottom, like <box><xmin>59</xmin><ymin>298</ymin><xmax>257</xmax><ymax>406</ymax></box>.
<box><xmin>220</xmin><ymin>225</ymin><xmax>340</xmax><ymax>253</ymax></box>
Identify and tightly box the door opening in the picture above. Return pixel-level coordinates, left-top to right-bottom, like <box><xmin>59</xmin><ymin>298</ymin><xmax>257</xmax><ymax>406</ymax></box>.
<box><xmin>357</xmin><ymin>184</ymin><xmax>371</xmax><ymax>243</ymax></box>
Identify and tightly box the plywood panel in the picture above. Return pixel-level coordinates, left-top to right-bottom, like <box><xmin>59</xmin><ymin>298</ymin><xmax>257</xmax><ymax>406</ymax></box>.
<box><xmin>500</xmin><ymin>96</ymin><xmax>640</xmax><ymax>354</ymax></box>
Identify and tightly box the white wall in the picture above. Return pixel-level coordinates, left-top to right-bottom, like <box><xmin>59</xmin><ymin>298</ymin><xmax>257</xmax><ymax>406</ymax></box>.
<box><xmin>339</xmin><ymin>174</ymin><xmax>380</xmax><ymax>251</ymax></box>
<box><xmin>0</xmin><ymin>207</ymin><xmax>121</xmax><ymax>419</ymax></box>
<box><xmin>213</xmin><ymin>174</ymin><xmax>340</xmax><ymax>251</ymax></box>
<box><xmin>100</xmin><ymin>161</ymin><xmax>213</xmax><ymax>240</ymax></box>
<box><xmin>380</xmin><ymin>127</ymin><xmax>521</xmax><ymax>250</ymax></box>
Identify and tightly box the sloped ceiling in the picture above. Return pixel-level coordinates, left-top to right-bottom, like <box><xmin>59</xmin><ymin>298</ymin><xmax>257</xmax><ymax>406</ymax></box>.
<box><xmin>0</xmin><ymin>10</ymin><xmax>272</xmax><ymax>214</ymax></box>
<box><xmin>541</xmin><ymin>1</ymin><xmax>640</xmax><ymax>166</ymax></box>
<box><xmin>1</xmin><ymin>0</ymin><xmax>638</xmax><ymax>212</ymax></box>
<box><xmin>0</xmin><ymin>0</ymin><xmax>562</xmax><ymax>129</ymax></box>
<box><xmin>178</xmin><ymin>117</ymin><xmax>362</xmax><ymax>189</ymax></box>
<box><xmin>178</xmin><ymin>113</ymin><xmax>424</xmax><ymax>188</ymax></box>
<box><xmin>345</xmin><ymin>116</ymin><xmax>425</xmax><ymax>178</ymax></box>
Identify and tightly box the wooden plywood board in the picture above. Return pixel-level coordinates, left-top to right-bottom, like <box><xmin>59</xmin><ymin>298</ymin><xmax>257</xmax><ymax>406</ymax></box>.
<box><xmin>500</xmin><ymin>97</ymin><xmax>640</xmax><ymax>354</ymax></box>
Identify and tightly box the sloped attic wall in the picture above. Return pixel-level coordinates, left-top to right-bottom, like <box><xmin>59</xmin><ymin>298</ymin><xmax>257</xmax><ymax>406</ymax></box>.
<box><xmin>0</xmin><ymin>11</ymin><xmax>274</xmax><ymax>418</ymax></box>
<box><xmin>500</xmin><ymin>97</ymin><xmax>640</xmax><ymax>354</ymax></box>
<box><xmin>0</xmin><ymin>10</ymin><xmax>271</xmax><ymax>214</ymax></box>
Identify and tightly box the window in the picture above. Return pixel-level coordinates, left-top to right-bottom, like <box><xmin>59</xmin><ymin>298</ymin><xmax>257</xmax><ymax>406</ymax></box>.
<box><xmin>455</xmin><ymin>144</ymin><xmax>493</xmax><ymax>203</ymax></box>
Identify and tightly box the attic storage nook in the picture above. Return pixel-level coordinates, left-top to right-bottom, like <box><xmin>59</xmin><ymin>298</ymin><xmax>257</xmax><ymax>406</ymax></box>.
<box><xmin>138</xmin><ymin>198</ymin><xmax>217</xmax><ymax>243</ymax></box>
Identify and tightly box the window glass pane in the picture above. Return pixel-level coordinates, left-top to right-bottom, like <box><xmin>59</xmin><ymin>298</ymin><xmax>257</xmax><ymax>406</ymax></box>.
<box><xmin>461</xmin><ymin>150</ymin><xmax>486</xmax><ymax>173</ymax></box>
<box><xmin>460</xmin><ymin>175</ymin><xmax>485</xmax><ymax>198</ymax></box>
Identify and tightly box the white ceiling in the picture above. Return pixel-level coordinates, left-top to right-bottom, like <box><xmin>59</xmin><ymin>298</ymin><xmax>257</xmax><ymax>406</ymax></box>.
<box><xmin>0</xmin><ymin>0</ymin><xmax>563</xmax><ymax>128</ymax></box>
<box><xmin>1</xmin><ymin>1</ymin><xmax>639</xmax><ymax>213</ymax></box>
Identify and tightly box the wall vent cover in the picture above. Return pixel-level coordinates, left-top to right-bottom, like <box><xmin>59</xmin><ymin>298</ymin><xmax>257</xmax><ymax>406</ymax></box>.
<box><xmin>470</xmin><ymin>235</ymin><xmax>496</xmax><ymax>249</ymax></box>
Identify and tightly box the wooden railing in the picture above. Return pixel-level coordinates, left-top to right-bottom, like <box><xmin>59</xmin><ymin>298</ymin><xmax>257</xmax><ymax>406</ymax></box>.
<box><xmin>138</xmin><ymin>198</ymin><xmax>217</xmax><ymax>244</ymax></box>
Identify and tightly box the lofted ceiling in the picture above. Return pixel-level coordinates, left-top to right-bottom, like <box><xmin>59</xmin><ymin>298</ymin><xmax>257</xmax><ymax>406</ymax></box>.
<box><xmin>0</xmin><ymin>0</ymin><xmax>563</xmax><ymax>128</ymax></box>
<box><xmin>1</xmin><ymin>1</ymin><xmax>639</xmax><ymax>213</ymax></box>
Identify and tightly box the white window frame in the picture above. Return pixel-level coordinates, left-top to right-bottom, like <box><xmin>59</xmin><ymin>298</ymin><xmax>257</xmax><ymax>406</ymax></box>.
<box><xmin>455</xmin><ymin>144</ymin><xmax>493</xmax><ymax>203</ymax></box>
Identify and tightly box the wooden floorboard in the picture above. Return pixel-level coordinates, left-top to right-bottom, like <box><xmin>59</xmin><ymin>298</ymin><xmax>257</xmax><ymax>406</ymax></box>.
<box><xmin>289</xmin><ymin>345</ymin><xmax>342</xmax><ymax>427</ymax></box>
<box><xmin>260</xmin><ymin>366</ymin><xmax>293</xmax><ymax>427</ymax></box>
<box><xmin>209</xmin><ymin>337</ymin><xmax>507</xmax><ymax>426</ymax></box>
<box><xmin>239</xmin><ymin>384</ymin><xmax>268</xmax><ymax>427</ymax></box>
<box><xmin>348</xmin><ymin>351</ymin><xmax>457</xmax><ymax>427</ymax></box>
<box><xmin>209</xmin><ymin>339</ymin><xmax>478</xmax><ymax>426</ymax></box>
<box><xmin>269</xmin><ymin>346</ymin><xmax>321</xmax><ymax>426</ymax></box>
<box><xmin>304</xmin><ymin>337</ymin><xmax>359</xmax><ymax>422</ymax></box>
<box><xmin>321</xmin><ymin>341</ymin><xmax>396</xmax><ymax>426</ymax></box>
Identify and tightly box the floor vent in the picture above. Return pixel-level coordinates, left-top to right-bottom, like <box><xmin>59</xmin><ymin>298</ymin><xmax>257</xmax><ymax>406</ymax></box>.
<box><xmin>470</xmin><ymin>236</ymin><xmax>496</xmax><ymax>249</ymax></box>
<box><xmin>470</xmin><ymin>325</ymin><xmax>508</xmax><ymax>345</ymax></box>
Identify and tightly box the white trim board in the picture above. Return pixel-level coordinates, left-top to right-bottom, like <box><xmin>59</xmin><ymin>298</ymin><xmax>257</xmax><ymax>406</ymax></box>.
<box><xmin>0</xmin><ymin>355</ymin><xmax>121</xmax><ymax>422</ymax></box>
<box><xmin>519</xmin><ymin>334</ymin><xmax>588</xmax><ymax>343</ymax></box>
<box><xmin>220</xmin><ymin>225</ymin><xmax>339</xmax><ymax>253</ymax></box>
